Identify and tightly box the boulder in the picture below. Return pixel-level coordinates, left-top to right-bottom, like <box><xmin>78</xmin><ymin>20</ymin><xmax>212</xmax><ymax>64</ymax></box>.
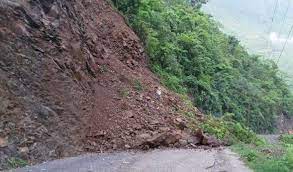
<box><xmin>174</xmin><ymin>117</ymin><xmax>188</xmax><ymax>130</ymax></box>
<box><xmin>140</xmin><ymin>130</ymin><xmax>184</xmax><ymax>148</ymax></box>
<box><xmin>195</xmin><ymin>129</ymin><xmax>221</xmax><ymax>146</ymax></box>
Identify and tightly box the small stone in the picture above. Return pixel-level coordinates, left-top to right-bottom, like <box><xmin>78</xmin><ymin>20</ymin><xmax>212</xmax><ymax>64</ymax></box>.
<box><xmin>125</xmin><ymin>111</ymin><xmax>134</xmax><ymax>118</ymax></box>
<box><xmin>49</xmin><ymin>5</ymin><xmax>60</xmax><ymax>18</ymax></box>
<box><xmin>175</xmin><ymin>118</ymin><xmax>187</xmax><ymax>130</ymax></box>
<box><xmin>125</xmin><ymin>144</ymin><xmax>131</xmax><ymax>149</ymax></box>
<box><xmin>179</xmin><ymin>139</ymin><xmax>188</xmax><ymax>146</ymax></box>
<box><xmin>19</xmin><ymin>147</ymin><xmax>29</xmax><ymax>153</ymax></box>
<box><xmin>133</xmin><ymin>124</ymin><xmax>142</xmax><ymax>130</ymax></box>
<box><xmin>150</xmin><ymin>120</ymin><xmax>160</xmax><ymax>125</ymax></box>
<box><xmin>158</xmin><ymin>127</ymin><xmax>170</xmax><ymax>132</ymax></box>
<box><xmin>0</xmin><ymin>137</ymin><xmax>8</xmax><ymax>148</ymax></box>
<box><xmin>95</xmin><ymin>131</ymin><xmax>107</xmax><ymax>137</ymax></box>
<box><xmin>138</xmin><ymin>133</ymin><xmax>152</xmax><ymax>140</ymax></box>
<box><xmin>175</xmin><ymin>118</ymin><xmax>183</xmax><ymax>123</ymax></box>
<box><xmin>112</xmin><ymin>144</ymin><xmax>118</xmax><ymax>150</ymax></box>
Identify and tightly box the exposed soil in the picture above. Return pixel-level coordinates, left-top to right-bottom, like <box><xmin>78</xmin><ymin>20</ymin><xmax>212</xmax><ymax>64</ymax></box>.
<box><xmin>0</xmin><ymin>0</ymin><xmax>217</xmax><ymax>170</ymax></box>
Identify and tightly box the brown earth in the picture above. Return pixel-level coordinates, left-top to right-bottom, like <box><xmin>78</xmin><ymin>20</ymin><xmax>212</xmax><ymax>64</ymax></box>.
<box><xmin>0</xmin><ymin>0</ymin><xmax>217</xmax><ymax>170</ymax></box>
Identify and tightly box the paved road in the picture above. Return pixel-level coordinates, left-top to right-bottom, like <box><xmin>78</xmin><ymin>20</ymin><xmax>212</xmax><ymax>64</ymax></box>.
<box><xmin>7</xmin><ymin>149</ymin><xmax>251</xmax><ymax>172</ymax></box>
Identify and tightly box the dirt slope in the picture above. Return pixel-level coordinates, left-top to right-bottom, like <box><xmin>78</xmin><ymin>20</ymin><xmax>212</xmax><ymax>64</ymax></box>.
<box><xmin>0</xmin><ymin>0</ymin><xmax>209</xmax><ymax>169</ymax></box>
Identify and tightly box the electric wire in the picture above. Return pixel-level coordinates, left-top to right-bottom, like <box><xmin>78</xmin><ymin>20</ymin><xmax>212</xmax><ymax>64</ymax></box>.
<box><xmin>277</xmin><ymin>23</ymin><xmax>293</xmax><ymax>63</ymax></box>
<box><xmin>266</xmin><ymin>0</ymin><xmax>279</xmax><ymax>58</ymax></box>
<box><xmin>278</xmin><ymin>0</ymin><xmax>290</xmax><ymax>35</ymax></box>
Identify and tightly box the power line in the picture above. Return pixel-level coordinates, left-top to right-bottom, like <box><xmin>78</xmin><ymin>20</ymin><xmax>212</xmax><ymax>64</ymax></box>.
<box><xmin>267</xmin><ymin>0</ymin><xmax>279</xmax><ymax>58</ymax></box>
<box><xmin>270</xmin><ymin>0</ymin><xmax>291</xmax><ymax>60</ymax></box>
<box><xmin>278</xmin><ymin>0</ymin><xmax>290</xmax><ymax>35</ymax></box>
<box><xmin>277</xmin><ymin>24</ymin><xmax>293</xmax><ymax>63</ymax></box>
<box><xmin>268</xmin><ymin>0</ymin><xmax>279</xmax><ymax>34</ymax></box>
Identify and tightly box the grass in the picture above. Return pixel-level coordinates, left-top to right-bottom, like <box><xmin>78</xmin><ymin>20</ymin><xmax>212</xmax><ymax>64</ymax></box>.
<box><xmin>118</xmin><ymin>88</ymin><xmax>129</xmax><ymax>98</ymax></box>
<box><xmin>133</xmin><ymin>79</ymin><xmax>143</xmax><ymax>92</ymax></box>
<box><xmin>6</xmin><ymin>157</ymin><xmax>28</xmax><ymax>169</ymax></box>
<box><xmin>231</xmin><ymin>135</ymin><xmax>293</xmax><ymax>172</ymax></box>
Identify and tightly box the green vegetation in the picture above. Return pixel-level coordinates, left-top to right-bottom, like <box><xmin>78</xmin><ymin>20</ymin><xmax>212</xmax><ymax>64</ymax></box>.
<box><xmin>232</xmin><ymin>135</ymin><xmax>293</xmax><ymax>172</ymax></box>
<box><xmin>119</xmin><ymin>88</ymin><xmax>130</xmax><ymax>98</ymax></box>
<box><xmin>6</xmin><ymin>157</ymin><xmax>28</xmax><ymax>169</ymax></box>
<box><xmin>202</xmin><ymin>0</ymin><xmax>293</xmax><ymax>91</ymax></box>
<box><xmin>201</xmin><ymin>114</ymin><xmax>263</xmax><ymax>145</ymax></box>
<box><xmin>280</xmin><ymin>134</ymin><xmax>293</xmax><ymax>145</ymax></box>
<box><xmin>133</xmin><ymin>79</ymin><xmax>144</xmax><ymax>91</ymax></box>
<box><xmin>112</xmin><ymin>0</ymin><xmax>293</xmax><ymax>133</ymax></box>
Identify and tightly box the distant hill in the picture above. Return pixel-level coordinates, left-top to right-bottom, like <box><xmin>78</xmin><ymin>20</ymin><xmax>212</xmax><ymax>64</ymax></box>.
<box><xmin>203</xmin><ymin>0</ymin><xmax>293</xmax><ymax>89</ymax></box>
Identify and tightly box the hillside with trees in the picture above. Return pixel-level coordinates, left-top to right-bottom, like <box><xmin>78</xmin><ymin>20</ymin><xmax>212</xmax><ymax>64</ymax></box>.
<box><xmin>112</xmin><ymin>0</ymin><xmax>293</xmax><ymax>133</ymax></box>
<box><xmin>203</xmin><ymin>0</ymin><xmax>293</xmax><ymax>90</ymax></box>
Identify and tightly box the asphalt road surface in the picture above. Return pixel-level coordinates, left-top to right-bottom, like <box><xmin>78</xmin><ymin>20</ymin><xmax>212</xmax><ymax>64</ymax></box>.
<box><xmin>7</xmin><ymin>148</ymin><xmax>251</xmax><ymax>172</ymax></box>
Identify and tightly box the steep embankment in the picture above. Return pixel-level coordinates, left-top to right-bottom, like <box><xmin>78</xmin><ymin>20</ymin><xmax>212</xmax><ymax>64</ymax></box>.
<box><xmin>0</xmin><ymin>0</ymin><xmax>209</xmax><ymax>169</ymax></box>
<box><xmin>113</xmin><ymin>0</ymin><xmax>293</xmax><ymax>133</ymax></box>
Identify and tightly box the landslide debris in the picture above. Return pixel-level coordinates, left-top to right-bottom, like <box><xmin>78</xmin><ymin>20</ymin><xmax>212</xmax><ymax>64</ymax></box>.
<box><xmin>0</xmin><ymin>0</ymin><xmax>219</xmax><ymax>169</ymax></box>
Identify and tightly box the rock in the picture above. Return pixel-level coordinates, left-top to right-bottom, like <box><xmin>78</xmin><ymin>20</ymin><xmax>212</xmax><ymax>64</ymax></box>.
<box><xmin>19</xmin><ymin>147</ymin><xmax>29</xmax><ymax>154</ymax></box>
<box><xmin>201</xmin><ymin>136</ymin><xmax>209</xmax><ymax>145</ymax></box>
<box><xmin>14</xmin><ymin>23</ymin><xmax>30</xmax><ymax>37</ymax></box>
<box><xmin>48</xmin><ymin>5</ymin><xmax>60</xmax><ymax>18</ymax></box>
<box><xmin>175</xmin><ymin>118</ymin><xmax>183</xmax><ymax>123</ymax></box>
<box><xmin>144</xmin><ymin>133</ymin><xmax>166</xmax><ymax>147</ymax></box>
<box><xmin>202</xmin><ymin>135</ymin><xmax>221</xmax><ymax>147</ymax></box>
<box><xmin>150</xmin><ymin>120</ymin><xmax>160</xmax><ymax>125</ymax></box>
<box><xmin>137</xmin><ymin>133</ymin><xmax>152</xmax><ymax>140</ymax></box>
<box><xmin>36</xmin><ymin>105</ymin><xmax>58</xmax><ymax>120</ymax></box>
<box><xmin>133</xmin><ymin>124</ymin><xmax>142</xmax><ymax>130</ymax></box>
<box><xmin>140</xmin><ymin>130</ymin><xmax>184</xmax><ymax>148</ymax></box>
<box><xmin>112</xmin><ymin>144</ymin><xmax>118</xmax><ymax>150</ymax></box>
<box><xmin>179</xmin><ymin>139</ymin><xmax>188</xmax><ymax>146</ymax></box>
<box><xmin>125</xmin><ymin>144</ymin><xmax>131</xmax><ymax>149</ymax></box>
<box><xmin>194</xmin><ymin>129</ymin><xmax>221</xmax><ymax>146</ymax></box>
<box><xmin>91</xmin><ymin>131</ymin><xmax>107</xmax><ymax>137</ymax></box>
<box><xmin>187</xmin><ymin>136</ymin><xmax>201</xmax><ymax>145</ymax></box>
<box><xmin>174</xmin><ymin>117</ymin><xmax>187</xmax><ymax>130</ymax></box>
<box><xmin>158</xmin><ymin>127</ymin><xmax>170</xmax><ymax>132</ymax></box>
<box><xmin>195</xmin><ymin>129</ymin><xmax>205</xmax><ymax>140</ymax></box>
<box><xmin>125</xmin><ymin>111</ymin><xmax>134</xmax><ymax>118</ymax></box>
<box><xmin>164</xmin><ymin>133</ymin><xmax>179</xmax><ymax>145</ymax></box>
<box><xmin>0</xmin><ymin>137</ymin><xmax>8</xmax><ymax>148</ymax></box>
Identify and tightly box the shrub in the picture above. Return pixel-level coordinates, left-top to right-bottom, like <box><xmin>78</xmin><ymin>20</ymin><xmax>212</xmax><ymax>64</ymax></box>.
<box><xmin>201</xmin><ymin>115</ymin><xmax>260</xmax><ymax>145</ymax></box>
<box><xmin>281</xmin><ymin>135</ymin><xmax>293</xmax><ymax>145</ymax></box>
<box><xmin>133</xmin><ymin>79</ymin><xmax>143</xmax><ymax>91</ymax></box>
<box><xmin>6</xmin><ymin>157</ymin><xmax>28</xmax><ymax>169</ymax></box>
<box><xmin>112</xmin><ymin>0</ymin><xmax>293</xmax><ymax>133</ymax></box>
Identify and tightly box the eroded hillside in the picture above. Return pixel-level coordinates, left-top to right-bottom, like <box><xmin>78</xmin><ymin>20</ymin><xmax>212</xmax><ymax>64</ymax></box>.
<box><xmin>0</xmin><ymin>0</ymin><xmax>209</xmax><ymax>169</ymax></box>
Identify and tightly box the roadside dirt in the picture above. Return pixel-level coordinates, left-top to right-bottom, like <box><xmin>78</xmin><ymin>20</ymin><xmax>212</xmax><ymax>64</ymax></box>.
<box><xmin>0</xmin><ymin>0</ymin><xmax>220</xmax><ymax>170</ymax></box>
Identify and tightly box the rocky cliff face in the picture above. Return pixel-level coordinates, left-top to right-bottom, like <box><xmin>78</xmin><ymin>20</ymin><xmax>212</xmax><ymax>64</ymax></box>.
<box><xmin>0</xmin><ymin>0</ymin><xmax>206</xmax><ymax>169</ymax></box>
